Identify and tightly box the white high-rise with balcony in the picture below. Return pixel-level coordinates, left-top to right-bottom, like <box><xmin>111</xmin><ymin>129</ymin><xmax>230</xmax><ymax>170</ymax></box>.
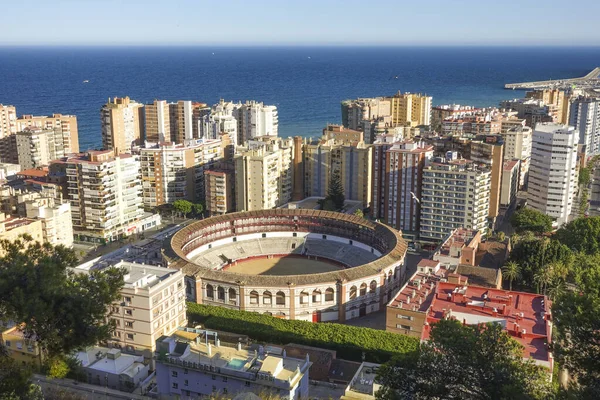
<box><xmin>234</xmin><ymin>100</ymin><xmax>278</xmax><ymax>145</ymax></box>
<box><xmin>527</xmin><ymin>123</ymin><xmax>577</xmax><ymax>227</ymax></box>
<box><xmin>569</xmin><ymin>97</ymin><xmax>600</xmax><ymax>158</ymax></box>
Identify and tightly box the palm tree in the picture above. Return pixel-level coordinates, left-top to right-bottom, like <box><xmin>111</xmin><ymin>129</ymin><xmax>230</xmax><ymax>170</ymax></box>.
<box><xmin>547</xmin><ymin>279</ymin><xmax>566</xmax><ymax>301</ymax></box>
<box><xmin>534</xmin><ymin>264</ymin><xmax>553</xmax><ymax>295</ymax></box>
<box><xmin>502</xmin><ymin>261</ymin><xmax>521</xmax><ymax>291</ymax></box>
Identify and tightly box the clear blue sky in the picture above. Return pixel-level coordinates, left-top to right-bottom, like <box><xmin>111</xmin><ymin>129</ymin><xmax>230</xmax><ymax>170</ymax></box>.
<box><xmin>2</xmin><ymin>0</ymin><xmax>599</xmax><ymax>46</ymax></box>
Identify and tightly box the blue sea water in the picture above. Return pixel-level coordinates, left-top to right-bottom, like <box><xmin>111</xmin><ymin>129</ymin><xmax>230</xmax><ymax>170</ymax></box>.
<box><xmin>0</xmin><ymin>46</ymin><xmax>599</xmax><ymax>150</ymax></box>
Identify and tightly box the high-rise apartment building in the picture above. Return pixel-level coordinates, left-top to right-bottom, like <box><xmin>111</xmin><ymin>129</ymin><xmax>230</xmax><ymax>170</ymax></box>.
<box><xmin>420</xmin><ymin>155</ymin><xmax>491</xmax><ymax>241</ymax></box>
<box><xmin>200</xmin><ymin>100</ymin><xmax>239</xmax><ymax>146</ymax></box>
<box><xmin>168</xmin><ymin>100</ymin><xmax>204</xmax><ymax>143</ymax></box>
<box><xmin>234</xmin><ymin>100</ymin><xmax>278</xmax><ymax>145</ymax></box>
<box><xmin>101</xmin><ymin>97</ymin><xmax>145</xmax><ymax>155</ymax></box>
<box><xmin>234</xmin><ymin>137</ymin><xmax>294</xmax><ymax>211</ymax></box>
<box><xmin>0</xmin><ymin>104</ymin><xmax>17</xmax><ymax>139</ymax></box>
<box><xmin>569</xmin><ymin>96</ymin><xmax>600</xmax><ymax>159</ymax></box>
<box><xmin>16</xmin><ymin>114</ymin><xmax>79</xmax><ymax>154</ymax></box>
<box><xmin>470</xmin><ymin>135</ymin><xmax>504</xmax><ymax>224</ymax></box>
<box><xmin>50</xmin><ymin>150</ymin><xmax>144</xmax><ymax>243</ymax></box>
<box><xmin>204</xmin><ymin>167</ymin><xmax>235</xmax><ymax>216</ymax></box>
<box><xmin>303</xmin><ymin>136</ymin><xmax>372</xmax><ymax>207</ymax></box>
<box><xmin>526</xmin><ymin>89</ymin><xmax>570</xmax><ymax>125</ymax></box>
<box><xmin>501</xmin><ymin>126</ymin><xmax>532</xmax><ymax>188</ymax></box>
<box><xmin>341</xmin><ymin>98</ymin><xmax>392</xmax><ymax>131</ymax></box>
<box><xmin>527</xmin><ymin>123</ymin><xmax>578</xmax><ymax>227</ymax></box>
<box><xmin>139</xmin><ymin>138</ymin><xmax>228</xmax><ymax>208</ymax></box>
<box><xmin>15</xmin><ymin>128</ymin><xmax>64</xmax><ymax>169</ymax></box>
<box><xmin>500</xmin><ymin>160</ymin><xmax>520</xmax><ymax>207</ymax></box>
<box><xmin>22</xmin><ymin>195</ymin><xmax>74</xmax><ymax>248</ymax></box>
<box><xmin>385</xmin><ymin>91</ymin><xmax>432</xmax><ymax>127</ymax></box>
<box><xmin>371</xmin><ymin>140</ymin><xmax>433</xmax><ymax>234</ymax></box>
<box><xmin>144</xmin><ymin>100</ymin><xmax>171</xmax><ymax>143</ymax></box>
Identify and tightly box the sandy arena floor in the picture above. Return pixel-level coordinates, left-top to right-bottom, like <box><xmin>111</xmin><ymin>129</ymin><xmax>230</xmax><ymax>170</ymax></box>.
<box><xmin>225</xmin><ymin>256</ymin><xmax>341</xmax><ymax>276</ymax></box>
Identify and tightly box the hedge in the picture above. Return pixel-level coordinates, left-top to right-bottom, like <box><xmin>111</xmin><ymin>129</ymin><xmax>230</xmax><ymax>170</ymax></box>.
<box><xmin>187</xmin><ymin>303</ymin><xmax>419</xmax><ymax>363</ymax></box>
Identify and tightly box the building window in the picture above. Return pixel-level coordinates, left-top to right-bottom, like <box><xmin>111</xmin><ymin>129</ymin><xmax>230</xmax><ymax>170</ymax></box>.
<box><xmin>184</xmin><ymin>380</ymin><xmax>188</xmax><ymax>386</ymax></box>
<box><xmin>263</xmin><ymin>291</ymin><xmax>272</xmax><ymax>304</ymax></box>
<box><xmin>212</xmin><ymin>374</ymin><xmax>216</xmax><ymax>380</ymax></box>
<box><xmin>245</xmin><ymin>381</ymin><xmax>251</xmax><ymax>387</ymax></box>
<box><xmin>299</xmin><ymin>291</ymin><xmax>309</xmax><ymax>304</ymax></box>
<box><xmin>217</xmin><ymin>287</ymin><xmax>225</xmax><ymax>301</ymax></box>
<box><xmin>322</xmin><ymin>234</ymin><xmax>327</xmax><ymax>240</ymax></box>
<box><xmin>224</xmin><ymin>388</ymin><xmax>228</xmax><ymax>394</ymax></box>
<box><xmin>223</xmin><ymin>377</ymin><xmax>228</xmax><ymax>382</ymax></box>
<box><xmin>124</xmin><ymin>297</ymin><xmax>131</xmax><ymax>302</ymax></box>
<box><xmin>125</xmin><ymin>309</ymin><xmax>133</xmax><ymax>316</ymax></box>
<box><xmin>396</xmin><ymin>314</ymin><xmax>413</xmax><ymax>320</ymax></box>
<box><xmin>4</xmin><ymin>341</ymin><xmax>10</xmax><ymax>347</ymax></box>
<box><xmin>126</xmin><ymin>334</ymin><xmax>134</xmax><ymax>340</ymax></box>
<box><xmin>206</xmin><ymin>284</ymin><xmax>214</xmax><ymax>299</ymax></box>
<box><xmin>125</xmin><ymin>321</ymin><xmax>133</xmax><ymax>328</ymax></box>
<box><xmin>184</xmin><ymin>368</ymin><xmax>188</xmax><ymax>374</ymax></box>
<box><xmin>349</xmin><ymin>286</ymin><xmax>357</xmax><ymax>300</ymax></box>
<box><xmin>250</xmin><ymin>291</ymin><xmax>259</xmax><ymax>304</ymax></box>
<box><xmin>228</xmin><ymin>288</ymin><xmax>236</xmax><ymax>301</ymax></box>
<box><xmin>359</xmin><ymin>283</ymin><xmax>367</xmax><ymax>296</ymax></box>
<box><xmin>396</xmin><ymin>324</ymin><xmax>411</xmax><ymax>330</ymax></box>
<box><xmin>276</xmin><ymin>291</ymin><xmax>285</xmax><ymax>305</ymax></box>
<box><xmin>16</xmin><ymin>342</ymin><xmax>22</xmax><ymax>350</ymax></box>
<box><xmin>212</xmin><ymin>385</ymin><xmax>217</xmax><ymax>392</ymax></box>
<box><xmin>325</xmin><ymin>288</ymin><xmax>334</xmax><ymax>302</ymax></box>
<box><xmin>172</xmin><ymin>371</ymin><xmax>178</xmax><ymax>377</ymax></box>
<box><xmin>262</xmin><ymin>233</ymin><xmax>267</xmax><ymax>238</ymax></box>
<box><xmin>312</xmin><ymin>290</ymin><xmax>321</xmax><ymax>303</ymax></box>
<box><xmin>172</xmin><ymin>383</ymin><xmax>178</xmax><ymax>389</ymax></box>
<box><xmin>293</xmin><ymin>232</ymin><xmax>297</xmax><ymax>237</ymax></box>
<box><xmin>369</xmin><ymin>280</ymin><xmax>377</xmax><ymax>293</ymax></box>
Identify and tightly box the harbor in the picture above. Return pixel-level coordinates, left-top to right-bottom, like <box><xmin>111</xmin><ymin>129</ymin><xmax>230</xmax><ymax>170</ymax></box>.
<box><xmin>505</xmin><ymin>67</ymin><xmax>600</xmax><ymax>90</ymax></box>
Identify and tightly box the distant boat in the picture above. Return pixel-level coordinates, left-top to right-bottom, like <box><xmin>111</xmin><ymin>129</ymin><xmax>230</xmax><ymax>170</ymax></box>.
<box><xmin>307</xmin><ymin>56</ymin><xmax>311</xmax><ymax>59</ymax></box>
<box><xmin>394</xmin><ymin>76</ymin><xmax>399</xmax><ymax>79</ymax></box>
<box><xmin>82</xmin><ymin>80</ymin><xmax>89</xmax><ymax>83</ymax></box>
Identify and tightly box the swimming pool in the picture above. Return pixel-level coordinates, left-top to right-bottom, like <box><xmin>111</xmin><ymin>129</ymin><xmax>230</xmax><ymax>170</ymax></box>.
<box><xmin>227</xmin><ymin>358</ymin><xmax>246</xmax><ymax>370</ymax></box>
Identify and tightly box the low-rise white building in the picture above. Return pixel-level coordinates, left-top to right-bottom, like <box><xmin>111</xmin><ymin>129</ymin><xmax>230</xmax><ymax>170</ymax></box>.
<box><xmin>155</xmin><ymin>328</ymin><xmax>310</xmax><ymax>399</ymax></box>
<box><xmin>23</xmin><ymin>196</ymin><xmax>73</xmax><ymax>248</ymax></box>
<box><xmin>76</xmin><ymin>347</ymin><xmax>149</xmax><ymax>392</ymax></box>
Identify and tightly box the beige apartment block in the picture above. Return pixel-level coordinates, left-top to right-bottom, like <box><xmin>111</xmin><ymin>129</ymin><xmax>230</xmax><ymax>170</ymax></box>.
<box><xmin>526</xmin><ymin>89</ymin><xmax>570</xmax><ymax>125</ymax></box>
<box><xmin>470</xmin><ymin>135</ymin><xmax>504</xmax><ymax>224</ymax></box>
<box><xmin>15</xmin><ymin>128</ymin><xmax>62</xmax><ymax>169</ymax></box>
<box><xmin>204</xmin><ymin>168</ymin><xmax>235</xmax><ymax>216</ymax></box>
<box><xmin>341</xmin><ymin>97</ymin><xmax>392</xmax><ymax>131</ymax></box>
<box><xmin>323</xmin><ymin>124</ymin><xmax>363</xmax><ymax>143</ymax></box>
<box><xmin>234</xmin><ymin>137</ymin><xmax>295</xmax><ymax>211</ymax></box>
<box><xmin>74</xmin><ymin>261</ymin><xmax>187</xmax><ymax>355</ymax></box>
<box><xmin>101</xmin><ymin>96</ymin><xmax>145</xmax><ymax>155</ymax></box>
<box><xmin>23</xmin><ymin>196</ymin><xmax>74</xmax><ymax>248</ymax></box>
<box><xmin>0</xmin><ymin>104</ymin><xmax>17</xmax><ymax>139</ymax></box>
<box><xmin>0</xmin><ymin>213</ymin><xmax>44</xmax><ymax>252</ymax></box>
<box><xmin>16</xmin><ymin>113</ymin><xmax>79</xmax><ymax>154</ymax></box>
<box><xmin>145</xmin><ymin>100</ymin><xmax>171</xmax><ymax>143</ymax></box>
<box><xmin>140</xmin><ymin>137</ymin><xmax>228</xmax><ymax>208</ymax></box>
<box><xmin>501</xmin><ymin>126</ymin><xmax>532</xmax><ymax>188</ymax></box>
<box><xmin>385</xmin><ymin>91</ymin><xmax>432</xmax><ymax>127</ymax></box>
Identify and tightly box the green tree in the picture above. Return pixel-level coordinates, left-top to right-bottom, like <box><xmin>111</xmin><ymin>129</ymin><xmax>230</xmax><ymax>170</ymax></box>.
<box><xmin>553</xmin><ymin>254</ymin><xmax>600</xmax><ymax>398</ymax></box>
<box><xmin>502</xmin><ymin>261</ymin><xmax>521</xmax><ymax>291</ymax></box>
<box><xmin>320</xmin><ymin>198</ymin><xmax>337</xmax><ymax>211</ymax></box>
<box><xmin>579</xmin><ymin>166</ymin><xmax>591</xmax><ymax>186</ymax></box>
<box><xmin>555</xmin><ymin>216</ymin><xmax>600</xmax><ymax>254</ymax></box>
<box><xmin>497</xmin><ymin>231</ymin><xmax>506</xmax><ymax>242</ymax></box>
<box><xmin>327</xmin><ymin>170</ymin><xmax>345</xmax><ymax>211</ymax></box>
<box><xmin>193</xmin><ymin>202</ymin><xmax>205</xmax><ymax>218</ymax></box>
<box><xmin>510</xmin><ymin>208</ymin><xmax>553</xmax><ymax>234</ymax></box>
<box><xmin>0</xmin><ymin>237</ymin><xmax>125</xmax><ymax>397</ymax></box>
<box><xmin>172</xmin><ymin>199</ymin><xmax>193</xmax><ymax>218</ymax></box>
<box><xmin>376</xmin><ymin>319</ymin><xmax>554</xmax><ymax>400</ymax></box>
<box><xmin>353</xmin><ymin>209</ymin><xmax>364</xmax><ymax>218</ymax></box>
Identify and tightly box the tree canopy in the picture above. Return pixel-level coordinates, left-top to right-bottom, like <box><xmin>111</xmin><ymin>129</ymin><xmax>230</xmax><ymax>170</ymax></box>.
<box><xmin>555</xmin><ymin>216</ymin><xmax>600</xmax><ymax>254</ymax></box>
<box><xmin>326</xmin><ymin>170</ymin><xmax>345</xmax><ymax>211</ymax></box>
<box><xmin>0</xmin><ymin>237</ymin><xmax>124</xmax><ymax>398</ymax></box>
<box><xmin>510</xmin><ymin>208</ymin><xmax>553</xmax><ymax>234</ymax></box>
<box><xmin>376</xmin><ymin>319</ymin><xmax>553</xmax><ymax>400</ymax></box>
<box><xmin>172</xmin><ymin>199</ymin><xmax>193</xmax><ymax>218</ymax></box>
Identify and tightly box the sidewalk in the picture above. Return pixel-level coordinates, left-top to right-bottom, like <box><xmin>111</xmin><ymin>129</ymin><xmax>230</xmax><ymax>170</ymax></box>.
<box><xmin>33</xmin><ymin>374</ymin><xmax>151</xmax><ymax>400</ymax></box>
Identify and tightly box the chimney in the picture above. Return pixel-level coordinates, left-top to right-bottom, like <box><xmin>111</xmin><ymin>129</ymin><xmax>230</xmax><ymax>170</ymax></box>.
<box><xmin>207</xmin><ymin>343</ymin><xmax>212</xmax><ymax>356</ymax></box>
<box><xmin>237</xmin><ymin>342</ymin><xmax>242</xmax><ymax>351</ymax></box>
<box><xmin>216</xmin><ymin>339</ymin><xmax>220</xmax><ymax>347</ymax></box>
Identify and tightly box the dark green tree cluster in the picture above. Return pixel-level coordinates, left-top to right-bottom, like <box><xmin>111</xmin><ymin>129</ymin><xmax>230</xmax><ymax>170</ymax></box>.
<box><xmin>376</xmin><ymin>319</ymin><xmax>554</xmax><ymax>400</ymax></box>
<box><xmin>510</xmin><ymin>208</ymin><xmax>553</xmax><ymax>234</ymax></box>
<box><xmin>172</xmin><ymin>200</ymin><xmax>205</xmax><ymax>218</ymax></box>
<box><xmin>0</xmin><ymin>236</ymin><xmax>124</xmax><ymax>399</ymax></box>
<box><xmin>318</xmin><ymin>170</ymin><xmax>345</xmax><ymax>211</ymax></box>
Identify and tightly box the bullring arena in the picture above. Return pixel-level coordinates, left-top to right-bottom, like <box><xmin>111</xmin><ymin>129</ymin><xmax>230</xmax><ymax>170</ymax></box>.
<box><xmin>164</xmin><ymin>209</ymin><xmax>407</xmax><ymax>322</ymax></box>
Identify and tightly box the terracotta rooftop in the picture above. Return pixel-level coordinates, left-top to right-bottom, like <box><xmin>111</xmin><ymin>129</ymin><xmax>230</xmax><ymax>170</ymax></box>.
<box><xmin>503</xmin><ymin>160</ymin><xmax>520</xmax><ymax>171</ymax></box>
<box><xmin>422</xmin><ymin>282</ymin><xmax>552</xmax><ymax>367</ymax></box>
<box><xmin>17</xmin><ymin>168</ymin><xmax>48</xmax><ymax>178</ymax></box>
<box><xmin>387</xmin><ymin>267</ymin><xmax>452</xmax><ymax>313</ymax></box>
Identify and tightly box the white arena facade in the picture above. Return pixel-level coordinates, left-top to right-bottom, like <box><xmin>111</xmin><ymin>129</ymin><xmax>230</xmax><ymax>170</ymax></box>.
<box><xmin>165</xmin><ymin>209</ymin><xmax>407</xmax><ymax>322</ymax></box>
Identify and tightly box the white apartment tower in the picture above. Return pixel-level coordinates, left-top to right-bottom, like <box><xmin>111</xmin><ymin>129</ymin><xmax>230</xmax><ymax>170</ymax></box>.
<box><xmin>502</xmin><ymin>126</ymin><xmax>532</xmax><ymax>188</ymax></box>
<box><xmin>52</xmin><ymin>150</ymin><xmax>144</xmax><ymax>242</ymax></box>
<box><xmin>527</xmin><ymin>123</ymin><xmax>578</xmax><ymax>227</ymax></box>
<box><xmin>15</xmin><ymin>128</ymin><xmax>63</xmax><ymax>169</ymax></box>
<box><xmin>234</xmin><ymin>138</ymin><xmax>293</xmax><ymax>211</ymax></box>
<box><xmin>569</xmin><ymin>97</ymin><xmax>600</xmax><ymax>158</ymax></box>
<box><xmin>420</xmin><ymin>154</ymin><xmax>491</xmax><ymax>241</ymax></box>
<box><xmin>0</xmin><ymin>104</ymin><xmax>17</xmax><ymax>138</ymax></box>
<box><xmin>234</xmin><ymin>100</ymin><xmax>278</xmax><ymax>145</ymax></box>
<box><xmin>24</xmin><ymin>197</ymin><xmax>74</xmax><ymax>248</ymax></box>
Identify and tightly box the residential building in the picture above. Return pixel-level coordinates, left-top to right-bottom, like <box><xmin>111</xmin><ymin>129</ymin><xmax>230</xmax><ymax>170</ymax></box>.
<box><xmin>234</xmin><ymin>137</ymin><xmax>295</xmax><ymax>211</ymax></box>
<box><xmin>0</xmin><ymin>163</ymin><xmax>21</xmax><ymax>181</ymax></box>
<box><xmin>76</xmin><ymin>347</ymin><xmax>149</xmax><ymax>392</ymax></box>
<box><xmin>303</xmin><ymin>136</ymin><xmax>372</xmax><ymax>207</ymax></box>
<box><xmin>200</xmin><ymin>100</ymin><xmax>239</xmax><ymax>146</ymax></box>
<box><xmin>1</xmin><ymin>325</ymin><xmax>44</xmax><ymax>368</ymax></box>
<box><xmin>340</xmin><ymin>362</ymin><xmax>383</xmax><ymax>400</ymax></box>
<box><xmin>74</xmin><ymin>261</ymin><xmax>187</xmax><ymax>355</ymax></box>
<box><xmin>500</xmin><ymin>160</ymin><xmax>520</xmax><ymax>207</ymax></box>
<box><xmin>386</xmin><ymin>263</ymin><xmax>553</xmax><ymax>372</ymax></box>
<box><xmin>385</xmin><ymin>91</ymin><xmax>432</xmax><ymax>127</ymax></box>
<box><xmin>15</xmin><ymin>128</ymin><xmax>64</xmax><ymax>169</ymax></box>
<box><xmin>341</xmin><ymin>98</ymin><xmax>391</xmax><ymax>131</ymax></box>
<box><xmin>204</xmin><ymin>167</ymin><xmax>235</xmax><ymax>216</ymax></box>
<box><xmin>501</xmin><ymin>126</ymin><xmax>532</xmax><ymax>188</ymax></box>
<box><xmin>144</xmin><ymin>100</ymin><xmax>171</xmax><ymax>143</ymax></box>
<box><xmin>371</xmin><ymin>140</ymin><xmax>433</xmax><ymax>234</ymax></box>
<box><xmin>569</xmin><ymin>96</ymin><xmax>600</xmax><ymax>158</ymax></box>
<box><xmin>23</xmin><ymin>196</ymin><xmax>74</xmax><ymax>248</ymax></box>
<box><xmin>420</xmin><ymin>154</ymin><xmax>491</xmax><ymax>241</ymax></box>
<box><xmin>0</xmin><ymin>213</ymin><xmax>44</xmax><ymax>253</ymax></box>
<box><xmin>470</xmin><ymin>135</ymin><xmax>504</xmax><ymax>225</ymax></box>
<box><xmin>500</xmin><ymin>98</ymin><xmax>556</xmax><ymax>128</ymax></box>
<box><xmin>526</xmin><ymin>89</ymin><xmax>570</xmax><ymax>124</ymax></box>
<box><xmin>234</xmin><ymin>100</ymin><xmax>278</xmax><ymax>144</ymax></box>
<box><xmin>139</xmin><ymin>138</ymin><xmax>227</xmax><ymax>208</ymax></box>
<box><xmin>323</xmin><ymin>124</ymin><xmax>363</xmax><ymax>143</ymax></box>
<box><xmin>101</xmin><ymin>96</ymin><xmax>145</xmax><ymax>155</ymax></box>
<box><xmin>155</xmin><ymin>328</ymin><xmax>310</xmax><ymax>399</ymax></box>
<box><xmin>431</xmin><ymin>104</ymin><xmax>479</xmax><ymax>132</ymax></box>
<box><xmin>50</xmin><ymin>150</ymin><xmax>145</xmax><ymax>243</ymax></box>
<box><xmin>0</xmin><ymin>104</ymin><xmax>17</xmax><ymax>138</ymax></box>
<box><xmin>16</xmin><ymin>113</ymin><xmax>79</xmax><ymax>154</ymax></box>
<box><xmin>527</xmin><ymin>123</ymin><xmax>578</xmax><ymax>227</ymax></box>
<box><xmin>432</xmin><ymin>228</ymin><xmax>481</xmax><ymax>267</ymax></box>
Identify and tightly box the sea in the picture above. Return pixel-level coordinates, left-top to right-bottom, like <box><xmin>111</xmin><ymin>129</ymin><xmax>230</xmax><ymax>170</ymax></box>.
<box><xmin>0</xmin><ymin>46</ymin><xmax>599</xmax><ymax>150</ymax></box>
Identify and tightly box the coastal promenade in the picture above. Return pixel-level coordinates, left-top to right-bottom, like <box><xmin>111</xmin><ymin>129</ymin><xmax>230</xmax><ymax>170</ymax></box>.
<box><xmin>505</xmin><ymin>67</ymin><xmax>600</xmax><ymax>90</ymax></box>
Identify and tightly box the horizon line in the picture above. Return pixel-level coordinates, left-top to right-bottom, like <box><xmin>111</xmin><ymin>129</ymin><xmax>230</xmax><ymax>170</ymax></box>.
<box><xmin>1</xmin><ymin>43</ymin><xmax>600</xmax><ymax>48</ymax></box>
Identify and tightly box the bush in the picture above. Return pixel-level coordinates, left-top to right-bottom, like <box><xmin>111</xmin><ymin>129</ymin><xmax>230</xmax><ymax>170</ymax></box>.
<box><xmin>187</xmin><ymin>303</ymin><xmax>419</xmax><ymax>363</ymax></box>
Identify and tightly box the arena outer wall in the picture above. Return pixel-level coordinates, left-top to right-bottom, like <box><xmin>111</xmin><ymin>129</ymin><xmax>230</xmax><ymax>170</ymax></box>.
<box><xmin>164</xmin><ymin>209</ymin><xmax>407</xmax><ymax>322</ymax></box>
